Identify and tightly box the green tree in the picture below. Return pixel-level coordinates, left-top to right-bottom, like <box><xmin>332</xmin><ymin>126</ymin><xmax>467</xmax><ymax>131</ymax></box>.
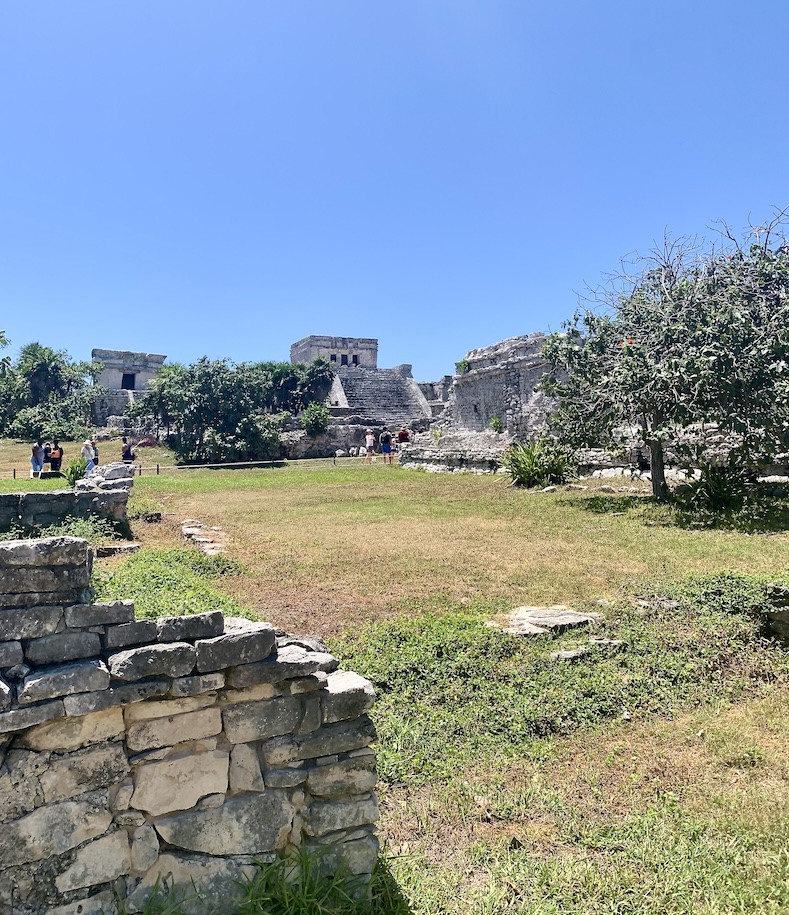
<box><xmin>541</xmin><ymin>211</ymin><xmax>789</xmax><ymax>501</ymax></box>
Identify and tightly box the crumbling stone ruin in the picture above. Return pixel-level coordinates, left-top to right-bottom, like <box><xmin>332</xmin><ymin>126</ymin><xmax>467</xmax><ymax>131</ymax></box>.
<box><xmin>0</xmin><ymin>537</ymin><xmax>378</xmax><ymax>914</ymax></box>
<box><xmin>91</xmin><ymin>350</ymin><xmax>166</xmax><ymax>429</ymax></box>
<box><xmin>0</xmin><ymin>463</ymin><xmax>134</xmax><ymax>534</ymax></box>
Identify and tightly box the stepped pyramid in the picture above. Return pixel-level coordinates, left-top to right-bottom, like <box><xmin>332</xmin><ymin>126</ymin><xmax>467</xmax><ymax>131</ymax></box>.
<box><xmin>331</xmin><ymin>366</ymin><xmax>432</xmax><ymax>427</ymax></box>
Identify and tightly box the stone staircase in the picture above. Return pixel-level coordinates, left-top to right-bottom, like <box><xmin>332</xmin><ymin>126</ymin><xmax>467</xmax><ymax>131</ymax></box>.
<box><xmin>335</xmin><ymin>367</ymin><xmax>431</xmax><ymax>426</ymax></box>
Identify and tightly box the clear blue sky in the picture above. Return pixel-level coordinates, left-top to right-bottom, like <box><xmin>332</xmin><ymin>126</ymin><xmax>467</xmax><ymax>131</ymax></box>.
<box><xmin>2</xmin><ymin>1</ymin><xmax>787</xmax><ymax>381</ymax></box>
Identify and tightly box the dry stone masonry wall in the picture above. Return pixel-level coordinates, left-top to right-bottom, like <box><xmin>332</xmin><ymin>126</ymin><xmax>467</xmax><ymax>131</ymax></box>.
<box><xmin>0</xmin><ymin>537</ymin><xmax>378</xmax><ymax>915</ymax></box>
<box><xmin>0</xmin><ymin>463</ymin><xmax>134</xmax><ymax>534</ymax></box>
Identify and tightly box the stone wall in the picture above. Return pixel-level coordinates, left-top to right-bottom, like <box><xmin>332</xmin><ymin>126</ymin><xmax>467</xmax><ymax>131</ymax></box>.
<box><xmin>0</xmin><ymin>537</ymin><xmax>378</xmax><ymax>914</ymax></box>
<box><xmin>0</xmin><ymin>464</ymin><xmax>134</xmax><ymax>534</ymax></box>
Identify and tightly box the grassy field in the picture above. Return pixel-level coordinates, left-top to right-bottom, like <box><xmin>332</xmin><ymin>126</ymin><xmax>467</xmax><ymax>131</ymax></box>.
<box><xmin>14</xmin><ymin>459</ymin><xmax>789</xmax><ymax>913</ymax></box>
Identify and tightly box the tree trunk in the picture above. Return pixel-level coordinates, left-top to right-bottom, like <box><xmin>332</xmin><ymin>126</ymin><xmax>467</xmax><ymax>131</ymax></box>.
<box><xmin>648</xmin><ymin>440</ymin><xmax>669</xmax><ymax>501</ymax></box>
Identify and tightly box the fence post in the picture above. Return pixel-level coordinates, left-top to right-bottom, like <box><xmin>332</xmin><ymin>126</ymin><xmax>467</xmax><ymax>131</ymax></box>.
<box><xmin>13</xmin><ymin>468</ymin><xmax>16</xmax><ymax>479</ymax></box>
<box><xmin>156</xmin><ymin>464</ymin><xmax>160</xmax><ymax>475</ymax></box>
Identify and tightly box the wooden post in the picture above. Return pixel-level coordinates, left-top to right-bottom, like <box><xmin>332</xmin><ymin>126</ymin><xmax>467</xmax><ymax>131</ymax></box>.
<box><xmin>156</xmin><ymin>464</ymin><xmax>160</xmax><ymax>475</ymax></box>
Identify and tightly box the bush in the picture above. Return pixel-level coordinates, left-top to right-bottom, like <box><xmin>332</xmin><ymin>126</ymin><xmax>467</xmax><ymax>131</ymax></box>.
<box><xmin>303</xmin><ymin>402</ymin><xmax>331</xmax><ymax>437</ymax></box>
<box><xmin>63</xmin><ymin>456</ymin><xmax>88</xmax><ymax>487</ymax></box>
<box><xmin>501</xmin><ymin>437</ymin><xmax>575</xmax><ymax>487</ymax></box>
<box><xmin>489</xmin><ymin>416</ymin><xmax>504</xmax><ymax>434</ymax></box>
<box><xmin>674</xmin><ymin>461</ymin><xmax>754</xmax><ymax>513</ymax></box>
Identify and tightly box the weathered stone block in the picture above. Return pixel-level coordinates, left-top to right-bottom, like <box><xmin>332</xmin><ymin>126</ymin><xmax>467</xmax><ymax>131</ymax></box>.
<box><xmin>0</xmin><ymin>536</ymin><xmax>89</xmax><ymax>569</ymax></box>
<box><xmin>306</xmin><ymin>755</ymin><xmax>377</xmax><ymax>798</ymax></box>
<box><xmin>219</xmin><ymin>681</ymin><xmax>278</xmax><ymax>705</ymax></box>
<box><xmin>287</xmin><ymin>672</ymin><xmax>329</xmax><ymax>694</ymax></box>
<box><xmin>24</xmin><ymin>631</ymin><xmax>102</xmax><ymax>666</ymax></box>
<box><xmin>51</xmin><ymin>890</ymin><xmax>115</xmax><ymax>915</ymax></box>
<box><xmin>108</xmin><ymin>642</ymin><xmax>196</xmax><ymax>681</ymax></box>
<box><xmin>169</xmin><ymin>671</ymin><xmax>225</xmax><ymax>697</ymax></box>
<box><xmin>264</xmin><ymin>768</ymin><xmax>309</xmax><ymax>788</ymax></box>
<box><xmin>311</xmin><ymin>834</ymin><xmax>379</xmax><ymax>876</ymax></box>
<box><xmin>124</xmin><ymin>693</ymin><xmax>216</xmax><ymax>723</ymax></box>
<box><xmin>0</xmin><ymin>676</ymin><xmax>10</xmax><ymax>711</ymax></box>
<box><xmin>55</xmin><ymin>829</ymin><xmax>131</xmax><ymax>892</ymax></box>
<box><xmin>0</xmin><ymin>605</ymin><xmax>64</xmax><ymax>640</ymax></box>
<box><xmin>18</xmin><ymin>659</ymin><xmax>110</xmax><ymax>705</ymax></box>
<box><xmin>195</xmin><ymin>624</ymin><xmax>275</xmax><ymax>673</ymax></box>
<box><xmin>222</xmin><ymin>696</ymin><xmax>302</xmax><ymax>743</ymax></box>
<box><xmin>125</xmin><ymin>853</ymin><xmax>256</xmax><ymax>915</ymax></box>
<box><xmin>63</xmin><ymin>678</ymin><xmax>170</xmax><ymax>716</ymax></box>
<box><xmin>259</xmin><ymin>717</ymin><xmax>377</xmax><ymax>767</ymax></box>
<box><xmin>39</xmin><ymin>743</ymin><xmax>129</xmax><ymax>803</ymax></box>
<box><xmin>65</xmin><ymin>600</ymin><xmax>135</xmax><ymax>628</ymax></box>
<box><xmin>157</xmin><ymin>611</ymin><xmax>224</xmax><ymax>642</ymax></box>
<box><xmin>226</xmin><ymin>644</ymin><xmax>338</xmax><ymax>688</ymax></box>
<box><xmin>0</xmin><ymin>699</ymin><xmax>65</xmax><ymax>735</ymax></box>
<box><xmin>153</xmin><ymin>792</ymin><xmax>293</xmax><ymax>855</ymax></box>
<box><xmin>127</xmin><ymin>707</ymin><xmax>222</xmax><ymax>752</ymax></box>
<box><xmin>131</xmin><ymin>750</ymin><xmax>229</xmax><ymax>816</ymax></box>
<box><xmin>0</xmin><ymin>748</ymin><xmax>49</xmax><ymax>823</ymax></box>
<box><xmin>0</xmin><ymin>790</ymin><xmax>111</xmax><ymax>867</ymax></box>
<box><xmin>131</xmin><ymin>822</ymin><xmax>160</xmax><ymax>872</ymax></box>
<box><xmin>0</xmin><ymin>640</ymin><xmax>23</xmax><ymax>668</ymax></box>
<box><xmin>228</xmin><ymin>743</ymin><xmax>265</xmax><ymax>793</ymax></box>
<box><xmin>104</xmin><ymin>619</ymin><xmax>158</xmax><ymax>649</ymax></box>
<box><xmin>305</xmin><ymin>794</ymin><xmax>379</xmax><ymax>837</ymax></box>
<box><xmin>321</xmin><ymin>671</ymin><xmax>376</xmax><ymax>724</ymax></box>
<box><xmin>21</xmin><ymin>707</ymin><xmax>124</xmax><ymax>750</ymax></box>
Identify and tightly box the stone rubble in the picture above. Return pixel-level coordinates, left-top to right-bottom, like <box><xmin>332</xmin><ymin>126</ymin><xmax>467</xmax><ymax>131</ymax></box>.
<box><xmin>181</xmin><ymin>519</ymin><xmax>228</xmax><ymax>556</ymax></box>
<box><xmin>0</xmin><ymin>537</ymin><xmax>378</xmax><ymax>914</ymax></box>
<box><xmin>487</xmin><ymin>605</ymin><xmax>602</xmax><ymax>637</ymax></box>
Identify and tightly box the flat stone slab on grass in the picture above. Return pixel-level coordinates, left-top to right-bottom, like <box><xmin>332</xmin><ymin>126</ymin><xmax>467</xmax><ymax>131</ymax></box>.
<box><xmin>489</xmin><ymin>605</ymin><xmax>602</xmax><ymax>636</ymax></box>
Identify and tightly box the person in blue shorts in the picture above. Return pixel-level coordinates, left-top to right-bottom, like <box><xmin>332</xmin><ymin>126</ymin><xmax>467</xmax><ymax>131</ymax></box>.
<box><xmin>379</xmin><ymin>429</ymin><xmax>394</xmax><ymax>464</ymax></box>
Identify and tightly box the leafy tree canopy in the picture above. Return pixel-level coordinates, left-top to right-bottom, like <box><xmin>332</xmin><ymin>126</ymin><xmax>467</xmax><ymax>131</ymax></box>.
<box><xmin>541</xmin><ymin>211</ymin><xmax>789</xmax><ymax>500</ymax></box>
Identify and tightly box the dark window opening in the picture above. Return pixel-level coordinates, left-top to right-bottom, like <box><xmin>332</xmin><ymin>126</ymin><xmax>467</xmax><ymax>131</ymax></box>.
<box><xmin>352</xmin><ymin>354</ymin><xmax>359</xmax><ymax>365</ymax></box>
<box><xmin>341</xmin><ymin>354</ymin><xmax>349</xmax><ymax>366</ymax></box>
<box><xmin>121</xmin><ymin>373</ymin><xmax>136</xmax><ymax>391</ymax></box>
<box><xmin>330</xmin><ymin>354</ymin><xmax>337</xmax><ymax>362</ymax></box>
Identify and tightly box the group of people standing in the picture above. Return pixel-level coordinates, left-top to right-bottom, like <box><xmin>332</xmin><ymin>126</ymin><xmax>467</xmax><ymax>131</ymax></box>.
<box><xmin>30</xmin><ymin>436</ymin><xmax>136</xmax><ymax>478</ymax></box>
<box><xmin>363</xmin><ymin>425</ymin><xmax>410</xmax><ymax>465</ymax></box>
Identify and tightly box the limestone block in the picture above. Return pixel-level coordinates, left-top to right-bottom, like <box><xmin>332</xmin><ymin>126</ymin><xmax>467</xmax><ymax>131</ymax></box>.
<box><xmin>51</xmin><ymin>890</ymin><xmax>115</xmax><ymax>915</ymax></box>
<box><xmin>63</xmin><ymin>677</ymin><xmax>170</xmax><ymax>716</ymax></box>
<box><xmin>131</xmin><ymin>749</ymin><xmax>229</xmax><ymax>816</ymax></box>
<box><xmin>124</xmin><ymin>693</ymin><xmax>216</xmax><ymax>723</ymax></box>
<box><xmin>39</xmin><ymin>743</ymin><xmax>129</xmax><ymax>803</ymax></box>
<box><xmin>108</xmin><ymin>642</ymin><xmax>196</xmax><ymax>681</ymax></box>
<box><xmin>260</xmin><ymin>717</ymin><xmax>377</xmax><ymax>767</ymax></box>
<box><xmin>228</xmin><ymin>743</ymin><xmax>265</xmax><ymax>793</ymax></box>
<box><xmin>0</xmin><ymin>698</ymin><xmax>65</xmax><ymax>735</ymax></box>
<box><xmin>0</xmin><ymin>536</ymin><xmax>90</xmax><ymax>569</ymax></box>
<box><xmin>115</xmin><ymin>809</ymin><xmax>146</xmax><ymax>826</ymax></box>
<box><xmin>0</xmin><ymin>588</ymin><xmax>90</xmax><ymax>609</ymax></box>
<box><xmin>0</xmin><ymin>605</ymin><xmax>64</xmax><ymax>641</ymax></box>
<box><xmin>17</xmin><ymin>659</ymin><xmax>110</xmax><ymax>705</ymax></box>
<box><xmin>24</xmin><ymin>631</ymin><xmax>102</xmax><ymax>666</ymax></box>
<box><xmin>194</xmin><ymin>625</ymin><xmax>275</xmax><ymax>673</ymax></box>
<box><xmin>264</xmin><ymin>768</ymin><xmax>309</xmax><ymax>789</ymax></box>
<box><xmin>169</xmin><ymin>672</ymin><xmax>225</xmax><ymax>697</ymax></box>
<box><xmin>310</xmin><ymin>834</ymin><xmax>379</xmax><ymax>876</ymax></box>
<box><xmin>157</xmin><ymin>611</ymin><xmax>224</xmax><ymax>642</ymax></box>
<box><xmin>104</xmin><ymin>619</ymin><xmax>158</xmax><ymax>649</ymax></box>
<box><xmin>153</xmin><ymin>792</ymin><xmax>294</xmax><ymax>855</ymax></box>
<box><xmin>131</xmin><ymin>822</ymin><xmax>160</xmax><ymax>872</ymax></box>
<box><xmin>306</xmin><ymin>756</ymin><xmax>377</xmax><ymax>798</ymax></box>
<box><xmin>0</xmin><ymin>791</ymin><xmax>111</xmax><ymax>867</ymax></box>
<box><xmin>222</xmin><ymin>696</ymin><xmax>302</xmax><ymax>743</ymax></box>
<box><xmin>0</xmin><ymin>748</ymin><xmax>49</xmax><ymax>822</ymax></box>
<box><xmin>219</xmin><ymin>682</ymin><xmax>278</xmax><ymax>705</ymax></box>
<box><xmin>305</xmin><ymin>794</ymin><xmax>379</xmax><ymax>837</ymax></box>
<box><xmin>287</xmin><ymin>672</ymin><xmax>329</xmax><ymax>694</ymax></box>
<box><xmin>0</xmin><ymin>676</ymin><xmax>10</xmax><ymax>711</ymax></box>
<box><xmin>127</xmin><ymin>707</ymin><xmax>222</xmax><ymax>752</ymax></box>
<box><xmin>125</xmin><ymin>853</ymin><xmax>256</xmax><ymax>915</ymax></box>
<box><xmin>110</xmin><ymin>776</ymin><xmax>134</xmax><ymax>811</ymax></box>
<box><xmin>321</xmin><ymin>671</ymin><xmax>376</xmax><ymax>724</ymax></box>
<box><xmin>65</xmin><ymin>600</ymin><xmax>135</xmax><ymax>628</ymax></box>
<box><xmin>55</xmin><ymin>829</ymin><xmax>131</xmax><ymax>892</ymax></box>
<box><xmin>21</xmin><ymin>707</ymin><xmax>124</xmax><ymax>750</ymax></box>
<box><xmin>226</xmin><ymin>644</ymin><xmax>338</xmax><ymax>689</ymax></box>
<box><xmin>0</xmin><ymin>640</ymin><xmax>23</xmax><ymax>668</ymax></box>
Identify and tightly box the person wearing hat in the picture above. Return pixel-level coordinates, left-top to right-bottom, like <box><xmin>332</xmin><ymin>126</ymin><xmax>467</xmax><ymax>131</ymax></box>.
<box><xmin>81</xmin><ymin>440</ymin><xmax>96</xmax><ymax>477</ymax></box>
<box><xmin>364</xmin><ymin>428</ymin><xmax>375</xmax><ymax>464</ymax></box>
<box><xmin>91</xmin><ymin>440</ymin><xmax>99</xmax><ymax>467</ymax></box>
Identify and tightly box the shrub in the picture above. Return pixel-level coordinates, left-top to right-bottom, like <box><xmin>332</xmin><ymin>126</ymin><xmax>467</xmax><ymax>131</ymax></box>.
<box><xmin>63</xmin><ymin>456</ymin><xmax>88</xmax><ymax>487</ymax></box>
<box><xmin>674</xmin><ymin>461</ymin><xmax>754</xmax><ymax>513</ymax></box>
<box><xmin>501</xmin><ymin>437</ymin><xmax>575</xmax><ymax>487</ymax></box>
<box><xmin>489</xmin><ymin>416</ymin><xmax>504</xmax><ymax>434</ymax></box>
<box><xmin>455</xmin><ymin>358</ymin><xmax>470</xmax><ymax>374</ymax></box>
<box><xmin>303</xmin><ymin>402</ymin><xmax>331</xmax><ymax>437</ymax></box>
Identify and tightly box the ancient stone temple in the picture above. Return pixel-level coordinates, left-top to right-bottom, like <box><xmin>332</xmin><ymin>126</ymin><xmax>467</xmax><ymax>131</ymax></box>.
<box><xmin>290</xmin><ymin>336</ymin><xmax>378</xmax><ymax>369</ymax></box>
<box><xmin>91</xmin><ymin>350</ymin><xmax>166</xmax><ymax>428</ymax></box>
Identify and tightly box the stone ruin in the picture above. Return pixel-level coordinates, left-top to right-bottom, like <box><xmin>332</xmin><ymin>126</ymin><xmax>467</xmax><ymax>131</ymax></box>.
<box><xmin>91</xmin><ymin>350</ymin><xmax>166</xmax><ymax>430</ymax></box>
<box><xmin>0</xmin><ymin>463</ymin><xmax>134</xmax><ymax>535</ymax></box>
<box><xmin>0</xmin><ymin>537</ymin><xmax>378</xmax><ymax>914</ymax></box>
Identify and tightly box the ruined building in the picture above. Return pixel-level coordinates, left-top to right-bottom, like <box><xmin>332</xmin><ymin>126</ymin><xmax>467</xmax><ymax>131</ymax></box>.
<box><xmin>91</xmin><ymin>350</ymin><xmax>166</xmax><ymax>428</ymax></box>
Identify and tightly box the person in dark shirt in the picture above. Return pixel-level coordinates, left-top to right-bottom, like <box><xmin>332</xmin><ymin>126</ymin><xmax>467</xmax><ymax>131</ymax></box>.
<box><xmin>49</xmin><ymin>440</ymin><xmax>64</xmax><ymax>472</ymax></box>
<box><xmin>379</xmin><ymin>429</ymin><xmax>394</xmax><ymax>465</ymax></box>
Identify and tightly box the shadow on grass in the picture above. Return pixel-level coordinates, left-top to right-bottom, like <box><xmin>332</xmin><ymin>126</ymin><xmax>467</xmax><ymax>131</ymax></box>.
<box><xmin>370</xmin><ymin>856</ymin><xmax>415</xmax><ymax>915</ymax></box>
<box><xmin>565</xmin><ymin>493</ymin><xmax>789</xmax><ymax>534</ymax></box>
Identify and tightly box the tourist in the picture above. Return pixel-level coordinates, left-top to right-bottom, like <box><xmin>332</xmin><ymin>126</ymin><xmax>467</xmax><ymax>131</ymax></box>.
<box><xmin>364</xmin><ymin>429</ymin><xmax>375</xmax><ymax>464</ymax></box>
<box><xmin>49</xmin><ymin>440</ymin><xmax>64</xmax><ymax>473</ymax></box>
<box><xmin>379</xmin><ymin>428</ymin><xmax>394</xmax><ymax>464</ymax></box>
<box><xmin>397</xmin><ymin>426</ymin><xmax>411</xmax><ymax>446</ymax></box>
<box><xmin>81</xmin><ymin>440</ymin><xmax>95</xmax><ymax>476</ymax></box>
<box><xmin>91</xmin><ymin>440</ymin><xmax>100</xmax><ymax>466</ymax></box>
<box><xmin>30</xmin><ymin>440</ymin><xmax>45</xmax><ymax>478</ymax></box>
<box><xmin>121</xmin><ymin>436</ymin><xmax>135</xmax><ymax>464</ymax></box>
<box><xmin>43</xmin><ymin>441</ymin><xmax>52</xmax><ymax>467</ymax></box>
